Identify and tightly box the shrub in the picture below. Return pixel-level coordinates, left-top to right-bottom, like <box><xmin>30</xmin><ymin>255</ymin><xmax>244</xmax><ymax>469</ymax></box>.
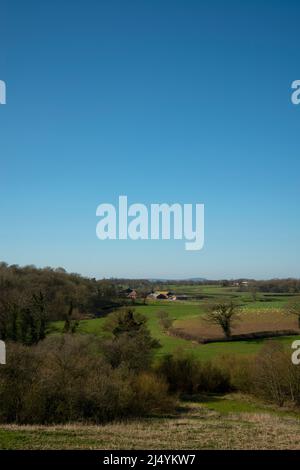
<box><xmin>251</xmin><ymin>342</ymin><xmax>293</xmax><ymax>406</ymax></box>
<box><xmin>132</xmin><ymin>372</ymin><xmax>177</xmax><ymax>415</ymax></box>
<box><xmin>157</xmin><ymin>311</ymin><xmax>173</xmax><ymax>331</ymax></box>
<box><xmin>217</xmin><ymin>354</ymin><xmax>254</xmax><ymax>393</ymax></box>
<box><xmin>157</xmin><ymin>350</ymin><xmax>231</xmax><ymax>394</ymax></box>
<box><xmin>0</xmin><ymin>342</ymin><xmax>41</xmax><ymax>422</ymax></box>
<box><xmin>0</xmin><ymin>335</ymin><xmax>175</xmax><ymax>424</ymax></box>
<box><xmin>102</xmin><ymin>309</ymin><xmax>160</xmax><ymax>371</ymax></box>
<box><xmin>220</xmin><ymin>343</ymin><xmax>300</xmax><ymax>408</ymax></box>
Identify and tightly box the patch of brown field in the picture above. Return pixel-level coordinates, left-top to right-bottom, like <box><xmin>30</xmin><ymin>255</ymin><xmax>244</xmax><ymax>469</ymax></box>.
<box><xmin>173</xmin><ymin>310</ymin><xmax>300</xmax><ymax>341</ymax></box>
<box><xmin>1</xmin><ymin>403</ymin><xmax>300</xmax><ymax>449</ymax></box>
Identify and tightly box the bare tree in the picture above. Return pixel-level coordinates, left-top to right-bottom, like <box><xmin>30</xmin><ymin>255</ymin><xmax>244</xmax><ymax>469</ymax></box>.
<box><xmin>249</xmin><ymin>285</ymin><xmax>258</xmax><ymax>302</ymax></box>
<box><xmin>157</xmin><ymin>310</ymin><xmax>172</xmax><ymax>331</ymax></box>
<box><xmin>203</xmin><ymin>300</ymin><xmax>240</xmax><ymax>339</ymax></box>
<box><xmin>138</xmin><ymin>289</ymin><xmax>149</xmax><ymax>305</ymax></box>
<box><xmin>285</xmin><ymin>297</ymin><xmax>300</xmax><ymax>329</ymax></box>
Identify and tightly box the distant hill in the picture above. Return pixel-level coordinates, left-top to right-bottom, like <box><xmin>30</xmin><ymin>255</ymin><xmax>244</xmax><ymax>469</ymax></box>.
<box><xmin>147</xmin><ymin>277</ymin><xmax>207</xmax><ymax>282</ymax></box>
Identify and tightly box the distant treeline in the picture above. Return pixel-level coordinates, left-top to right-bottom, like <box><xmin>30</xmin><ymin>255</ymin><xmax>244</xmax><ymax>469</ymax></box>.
<box><xmin>245</xmin><ymin>279</ymin><xmax>300</xmax><ymax>294</ymax></box>
<box><xmin>220</xmin><ymin>279</ymin><xmax>300</xmax><ymax>293</ymax></box>
<box><xmin>123</xmin><ymin>278</ymin><xmax>300</xmax><ymax>293</ymax></box>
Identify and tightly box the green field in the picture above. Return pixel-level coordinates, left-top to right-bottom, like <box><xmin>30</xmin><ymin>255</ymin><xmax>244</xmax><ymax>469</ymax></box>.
<box><xmin>50</xmin><ymin>285</ymin><xmax>300</xmax><ymax>360</ymax></box>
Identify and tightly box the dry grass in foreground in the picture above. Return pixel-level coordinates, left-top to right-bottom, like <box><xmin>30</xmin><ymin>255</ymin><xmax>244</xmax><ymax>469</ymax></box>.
<box><xmin>1</xmin><ymin>400</ymin><xmax>300</xmax><ymax>450</ymax></box>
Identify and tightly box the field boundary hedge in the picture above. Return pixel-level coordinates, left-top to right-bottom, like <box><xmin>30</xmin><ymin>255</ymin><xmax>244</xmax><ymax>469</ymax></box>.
<box><xmin>169</xmin><ymin>327</ymin><xmax>300</xmax><ymax>344</ymax></box>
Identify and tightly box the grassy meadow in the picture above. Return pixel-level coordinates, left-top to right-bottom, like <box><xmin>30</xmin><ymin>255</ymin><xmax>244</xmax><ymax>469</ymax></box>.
<box><xmin>1</xmin><ymin>394</ymin><xmax>300</xmax><ymax>449</ymax></box>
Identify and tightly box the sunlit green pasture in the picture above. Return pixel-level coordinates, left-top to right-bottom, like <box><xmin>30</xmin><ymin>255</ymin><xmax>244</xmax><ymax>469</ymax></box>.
<box><xmin>49</xmin><ymin>285</ymin><xmax>300</xmax><ymax>361</ymax></box>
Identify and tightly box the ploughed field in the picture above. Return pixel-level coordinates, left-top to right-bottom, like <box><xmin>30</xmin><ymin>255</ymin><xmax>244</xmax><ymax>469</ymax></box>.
<box><xmin>173</xmin><ymin>309</ymin><xmax>300</xmax><ymax>342</ymax></box>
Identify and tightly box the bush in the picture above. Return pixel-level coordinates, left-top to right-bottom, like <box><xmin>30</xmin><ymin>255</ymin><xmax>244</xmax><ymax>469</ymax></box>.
<box><xmin>132</xmin><ymin>372</ymin><xmax>177</xmax><ymax>415</ymax></box>
<box><xmin>102</xmin><ymin>309</ymin><xmax>160</xmax><ymax>371</ymax></box>
<box><xmin>157</xmin><ymin>311</ymin><xmax>173</xmax><ymax>331</ymax></box>
<box><xmin>217</xmin><ymin>354</ymin><xmax>254</xmax><ymax>393</ymax></box>
<box><xmin>0</xmin><ymin>335</ymin><xmax>175</xmax><ymax>424</ymax></box>
<box><xmin>219</xmin><ymin>343</ymin><xmax>300</xmax><ymax>408</ymax></box>
<box><xmin>0</xmin><ymin>343</ymin><xmax>41</xmax><ymax>422</ymax></box>
<box><xmin>157</xmin><ymin>350</ymin><xmax>231</xmax><ymax>394</ymax></box>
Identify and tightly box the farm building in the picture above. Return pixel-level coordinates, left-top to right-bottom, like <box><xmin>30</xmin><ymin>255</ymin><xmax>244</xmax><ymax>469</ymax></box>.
<box><xmin>148</xmin><ymin>291</ymin><xmax>176</xmax><ymax>300</ymax></box>
<box><xmin>127</xmin><ymin>290</ymin><xmax>137</xmax><ymax>300</ymax></box>
<box><xmin>119</xmin><ymin>288</ymin><xmax>137</xmax><ymax>300</ymax></box>
<box><xmin>156</xmin><ymin>293</ymin><xmax>169</xmax><ymax>300</ymax></box>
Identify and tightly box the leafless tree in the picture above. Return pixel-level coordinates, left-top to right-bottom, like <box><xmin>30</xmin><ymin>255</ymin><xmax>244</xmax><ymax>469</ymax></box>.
<box><xmin>284</xmin><ymin>297</ymin><xmax>300</xmax><ymax>328</ymax></box>
<box><xmin>204</xmin><ymin>300</ymin><xmax>240</xmax><ymax>339</ymax></box>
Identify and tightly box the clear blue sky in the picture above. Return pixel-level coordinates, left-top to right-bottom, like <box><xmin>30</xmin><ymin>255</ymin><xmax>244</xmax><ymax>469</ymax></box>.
<box><xmin>1</xmin><ymin>0</ymin><xmax>300</xmax><ymax>279</ymax></box>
